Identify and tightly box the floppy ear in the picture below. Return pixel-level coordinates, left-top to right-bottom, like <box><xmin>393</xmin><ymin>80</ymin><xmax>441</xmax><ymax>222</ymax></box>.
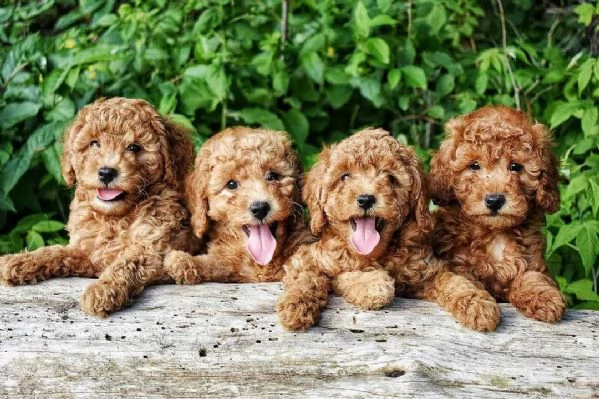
<box><xmin>60</xmin><ymin>118</ymin><xmax>82</xmax><ymax>187</ymax></box>
<box><xmin>429</xmin><ymin>117</ymin><xmax>462</xmax><ymax>205</ymax></box>
<box><xmin>408</xmin><ymin>157</ymin><xmax>433</xmax><ymax>231</ymax></box>
<box><xmin>532</xmin><ymin>123</ymin><xmax>560</xmax><ymax>213</ymax></box>
<box><xmin>185</xmin><ymin>152</ymin><xmax>211</xmax><ymax>238</ymax></box>
<box><xmin>302</xmin><ymin>147</ymin><xmax>331</xmax><ymax>235</ymax></box>
<box><xmin>163</xmin><ymin>119</ymin><xmax>195</xmax><ymax>190</ymax></box>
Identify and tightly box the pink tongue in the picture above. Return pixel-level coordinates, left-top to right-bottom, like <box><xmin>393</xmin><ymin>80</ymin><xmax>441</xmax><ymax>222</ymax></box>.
<box><xmin>351</xmin><ymin>217</ymin><xmax>380</xmax><ymax>255</ymax></box>
<box><xmin>97</xmin><ymin>188</ymin><xmax>124</xmax><ymax>201</ymax></box>
<box><xmin>246</xmin><ymin>225</ymin><xmax>277</xmax><ymax>265</ymax></box>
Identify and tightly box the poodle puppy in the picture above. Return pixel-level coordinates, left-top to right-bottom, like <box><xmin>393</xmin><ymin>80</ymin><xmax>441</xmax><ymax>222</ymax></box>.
<box><xmin>164</xmin><ymin>127</ymin><xmax>310</xmax><ymax>283</ymax></box>
<box><xmin>276</xmin><ymin>128</ymin><xmax>500</xmax><ymax>331</ymax></box>
<box><xmin>429</xmin><ymin>105</ymin><xmax>565</xmax><ymax>322</ymax></box>
<box><xmin>0</xmin><ymin>97</ymin><xmax>200</xmax><ymax>317</ymax></box>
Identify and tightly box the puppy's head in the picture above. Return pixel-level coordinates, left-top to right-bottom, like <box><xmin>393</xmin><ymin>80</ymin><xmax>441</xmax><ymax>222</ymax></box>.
<box><xmin>304</xmin><ymin>128</ymin><xmax>430</xmax><ymax>258</ymax></box>
<box><xmin>61</xmin><ymin>97</ymin><xmax>194</xmax><ymax>217</ymax></box>
<box><xmin>429</xmin><ymin>105</ymin><xmax>560</xmax><ymax>229</ymax></box>
<box><xmin>186</xmin><ymin>127</ymin><xmax>301</xmax><ymax>265</ymax></box>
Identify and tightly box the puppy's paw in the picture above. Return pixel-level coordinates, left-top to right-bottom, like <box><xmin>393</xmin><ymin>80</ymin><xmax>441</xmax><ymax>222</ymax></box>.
<box><xmin>0</xmin><ymin>254</ymin><xmax>37</xmax><ymax>286</ymax></box>
<box><xmin>452</xmin><ymin>290</ymin><xmax>501</xmax><ymax>332</ymax></box>
<box><xmin>80</xmin><ymin>281</ymin><xmax>127</xmax><ymax>318</ymax></box>
<box><xmin>276</xmin><ymin>293</ymin><xmax>324</xmax><ymax>331</ymax></box>
<box><xmin>334</xmin><ymin>270</ymin><xmax>395</xmax><ymax>310</ymax></box>
<box><xmin>513</xmin><ymin>287</ymin><xmax>566</xmax><ymax>323</ymax></box>
<box><xmin>164</xmin><ymin>251</ymin><xmax>201</xmax><ymax>285</ymax></box>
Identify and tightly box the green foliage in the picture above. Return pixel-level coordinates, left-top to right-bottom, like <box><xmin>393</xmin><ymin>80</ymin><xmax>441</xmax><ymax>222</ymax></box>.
<box><xmin>0</xmin><ymin>0</ymin><xmax>598</xmax><ymax>308</ymax></box>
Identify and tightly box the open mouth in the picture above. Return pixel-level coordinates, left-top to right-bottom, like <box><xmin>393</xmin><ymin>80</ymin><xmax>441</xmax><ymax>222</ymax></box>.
<box><xmin>349</xmin><ymin>217</ymin><xmax>384</xmax><ymax>255</ymax></box>
<box><xmin>97</xmin><ymin>188</ymin><xmax>126</xmax><ymax>202</ymax></box>
<box><xmin>242</xmin><ymin>222</ymin><xmax>278</xmax><ymax>266</ymax></box>
<box><xmin>242</xmin><ymin>222</ymin><xmax>278</xmax><ymax>237</ymax></box>
<box><xmin>350</xmin><ymin>217</ymin><xmax>384</xmax><ymax>232</ymax></box>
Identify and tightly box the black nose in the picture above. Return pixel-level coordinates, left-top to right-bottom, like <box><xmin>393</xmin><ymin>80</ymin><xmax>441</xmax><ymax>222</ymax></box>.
<box><xmin>357</xmin><ymin>194</ymin><xmax>376</xmax><ymax>210</ymax></box>
<box><xmin>484</xmin><ymin>194</ymin><xmax>506</xmax><ymax>212</ymax></box>
<box><xmin>250</xmin><ymin>201</ymin><xmax>271</xmax><ymax>220</ymax></box>
<box><xmin>98</xmin><ymin>167</ymin><xmax>118</xmax><ymax>184</ymax></box>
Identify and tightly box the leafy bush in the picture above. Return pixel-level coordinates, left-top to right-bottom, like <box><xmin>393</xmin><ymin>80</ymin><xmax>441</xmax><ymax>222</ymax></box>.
<box><xmin>1</xmin><ymin>0</ymin><xmax>597</xmax><ymax>308</ymax></box>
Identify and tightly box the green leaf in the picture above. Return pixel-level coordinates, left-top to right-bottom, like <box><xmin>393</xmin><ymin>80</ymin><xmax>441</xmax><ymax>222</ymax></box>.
<box><xmin>475</xmin><ymin>73</ymin><xmax>488</xmax><ymax>95</ymax></box>
<box><xmin>282</xmin><ymin>110</ymin><xmax>309</xmax><ymax>147</ymax></box>
<box><xmin>0</xmin><ymin>196</ymin><xmax>16</xmax><ymax>212</ymax></box>
<box><xmin>364</xmin><ymin>38</ymin><xmax>390</xmax><ymax>64</ymax></box>
<box><xmin>427</xmin><ymin>105</ymin><xmax>445</xmax><ymax>119</ymax></box>
<box><xmin>42</xmin><ymin>144</ymin><xmax>63</xmax><ymax>184</ymax></box>
<box><xmin>32</xmin><ymin>220</ymin><xmax>65</xmax><ymax>233</ymax></box>
<box><xmin>550</xmin><ymin>102</ymin><xmax>582</xmax><ymax>129</ymax></box>
<box><xmin>46</xmin><ymin>98</ymin><xmax>75</xmax><ymax>122</ymax></box>
<box><xmin>551</xmin><ymin>223</ymin><xmax>582</xmax><ymax>251</ymax></box>
<box><xmin>71</xmin><ymin>45</ymin><xmax>127</xmax><ymax>66</ymax></box>
<box><xmin>354</xmin><ymin>1</ymin><xmax>370</xmax><ymax>38</ymax></box>
<box><xmin>358</xmin><ymin>76</ymin><xmax>384</xmax><ymax>107</ymax></box>
<box><xmin>565</xmin><ymin>279</ymin><xmax>599</xmax><ymax>301</ymax></box>
<box><xmin>436</xmin><ymin>74</ymin><xmax>455</xmax><ymax>97</ymax></box>
<box><xmin>0</xmin><ymin>151</ymin><xmax>32</xmax><ymax>197</ymax></box>
<box><xmin>427</xmin><ymin>3</ymin><xmax>447</xmax><ymax>35</ymax></box>
<box><xmin>575</xmin><ymin>3</ymin><xmax>595</xmax><ymax>26</ymax></box>
<box><xmin>12</xmin><ymin>214</ymin><xmax>49</xmax><ymax>234</ymax></box>
<box><xmin>206</xmin><ymin>64</ymin><xmax>228</xmax><ymax>100</ymax></box>
<box><xmin>327</xmin><ymin>85</ymin><xmax>353</xmax><ymax>109</ymax></box>
<box><xmin>301</xmin><ymin>52</ymin><xmax>324</xmax><ymax>84</ymax></box>
<box><xmin>387</xmin><ymin>69</ymin><xmax>401</xmax><ymax>89</ymax></box>
<box><xmin>300</xmin><ymin>33</ymin><xmax>326</xmax><ymax>56</ymax></box>
<box><xmin>576</xmin><ymin>222</ymin><xmax>599</xmax><ymax>276</ymax></box>
<box><xmin>370</xmin><ymin>14</ymin><xmax>395</xmax><ymax>27</ymax></box>
<box><xmin>26</xmin><ymin>230</ymin><xmax>45</xmax><ymax>251</ymax></box>
<box><xmin>589</xmin><ymin>179</ymin><xmax>599</xmax><ymax>218</ymax></box>
<box><xmin>578</xmin><ymin>59</ymin><xmax>594</xmax><ymax>95</ymax></box>
<box><xmin>401</xmin><ymin>66</ymin><xmax>427</xmax><ymax>89</ymax></box>
<box><xmin>581</xmin><ymin>107</ymin><xmax>598</xmax><ymax>137</ymax></box>
<box><xmin>238</xmin><ymin>108</ymin><xmax>285</xmax><ymax>131</ymax></box>
<box><xmin>96</xmin><ymin>13</ymin><xmax>118</xmax><ymax>27</ymax></box>
<box><xmin>178</xmin><ymin>77</ymin><xmax>214</xmax><ymax>114</ymax></box>
<box><xmin>325</xmin><ymin>68</ymin><xmax>351</xmax><ymax>85</ymax></box>
<box><xmin>0</xmin><ymin>101</ymin><xmax>42</xmax><ymax>129</ymax></box>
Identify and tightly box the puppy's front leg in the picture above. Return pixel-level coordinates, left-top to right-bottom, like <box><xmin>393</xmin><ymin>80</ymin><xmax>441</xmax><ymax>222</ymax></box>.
<box><xmin>164</xmin><ymin>250</ymin><xmax>239</xmax><ymax>284</ymax></box>
<box><xmin>80</xmin><ymin>249</ymin><xmax>162</xmax><ymax>317</ymax></box>
<box><xmin>1</xmin><ymin>245</ymin><xmax>98</xmax><ymax>286</ymax></box>
<box><xmin>508</xmin><ymin>270</ymin><xmax>565</xmax><ymax>322</ymax></box>
<box><xmin>424</xmin><ymin>265</ymin><xmax>501</xmax><ymax>332</ymax></box>
<box><xmin>276</xmin><ymin>251</ymin><xmax>330</xmax><ymax>331</ymax></box>
<box><xmin>333</xmin><ymin>270</ymin><xmax>395</xmax><ymax>310</ymax></box>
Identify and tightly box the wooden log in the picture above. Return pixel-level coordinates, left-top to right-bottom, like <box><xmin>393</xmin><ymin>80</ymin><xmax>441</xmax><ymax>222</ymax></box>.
<box><xmin>0</xmin><ymin>278</ymin><xmax>597</xmax><ymax>398</ymax></box>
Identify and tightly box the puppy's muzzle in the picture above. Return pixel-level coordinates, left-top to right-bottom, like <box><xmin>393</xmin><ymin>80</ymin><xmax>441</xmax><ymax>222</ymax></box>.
<box><xmin>357</xmin><ymin>194</ymin><xmax>376</xmax><ymax>210</ymax></box>
<box><xmin>250</xmin><ymin>201</ymin><xmax>271</xmax><ymax>221</ymax></box>
<box><xmin>484</xmin><ymin>194</ymin><xmax>506</xmax><ymax>212</ymax></box>
<box><xmin>98</xmin><ymin>167</ymin><xmax>118</xmax><ymax>184</ymax></box>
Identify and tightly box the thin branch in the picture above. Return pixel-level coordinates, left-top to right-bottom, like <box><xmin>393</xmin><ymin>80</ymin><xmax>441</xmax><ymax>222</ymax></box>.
<box><xmin>495</xmin><ymin>0</ymin><xmax>520</xmax><ymax>110</ymax></box>
<box><xmin>407</xmin><ymin>0</ymin><xmax>412</xmax><ymax>39</ymax></box>
<box><xmin>281</xmin><ymin>0</ymin><xmax>289</xmax><ymax>43</ymax></box>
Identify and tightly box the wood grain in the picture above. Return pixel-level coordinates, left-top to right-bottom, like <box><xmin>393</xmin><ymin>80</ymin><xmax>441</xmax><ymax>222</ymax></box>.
<box><xmin>1</xmin><ymin>278</ymin><xmax>597</xmax><ymax>398</ymax></box>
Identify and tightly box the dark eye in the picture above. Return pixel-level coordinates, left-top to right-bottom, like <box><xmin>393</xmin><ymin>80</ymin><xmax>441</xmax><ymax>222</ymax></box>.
<box><xmin>341</xmin><ymin>173</ymin><xmax>351</xmax><ymax>181</ymax></box>
<box><xmin>509</xmin><ymin>162</ymin><xmax>523</xmax><ymax>172</ymax></box>
<box><xmin>89</xmin><ymin>140</ymin><xmax>100</xmax><ymax>148</ymax></box>
<box><xmin>469</xmin><ymin>162</ymin><xmax>481</xmax><ymax>171</ymax></box>
<box><xmin>265</xmin><ymin>171</ymin><xmax>280</xmax><ymax>181</ymax></box>
<box><xmin>126</xmin><ymin>143</ymin><xmax>141</xmax><ymax>153</ymax></box>
<box><xmin>226</xmin><ymin>180</ymin><xmax>239</xmax><ymax>190</ymax></box>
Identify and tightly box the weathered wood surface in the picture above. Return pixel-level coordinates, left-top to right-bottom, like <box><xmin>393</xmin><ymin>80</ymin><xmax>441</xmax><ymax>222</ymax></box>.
<box><xmin>0</xmin><ymin>278</ymin><xmax>597</xmax><ymax>399</ymax></box>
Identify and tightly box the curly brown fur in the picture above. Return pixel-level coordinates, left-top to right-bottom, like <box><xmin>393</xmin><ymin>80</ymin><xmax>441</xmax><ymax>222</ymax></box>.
<box><xmin>429</xmin><ymin>105</ymin><xmax>565</xmax><ymax>323</ymax></box>
<box><xmin>164</xmin><ymin>127</ymin><xmax>311</xmax><ymax>283</ymax></box>
<box><xmin>277</xmin><ymin>128</ymin><xmax>500</xmax><ymax>332</ymax></box>
<box><xmin>0</xmin><ymin>97</ymin><xmax>200</xmax><ymax>317</ymax></box>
